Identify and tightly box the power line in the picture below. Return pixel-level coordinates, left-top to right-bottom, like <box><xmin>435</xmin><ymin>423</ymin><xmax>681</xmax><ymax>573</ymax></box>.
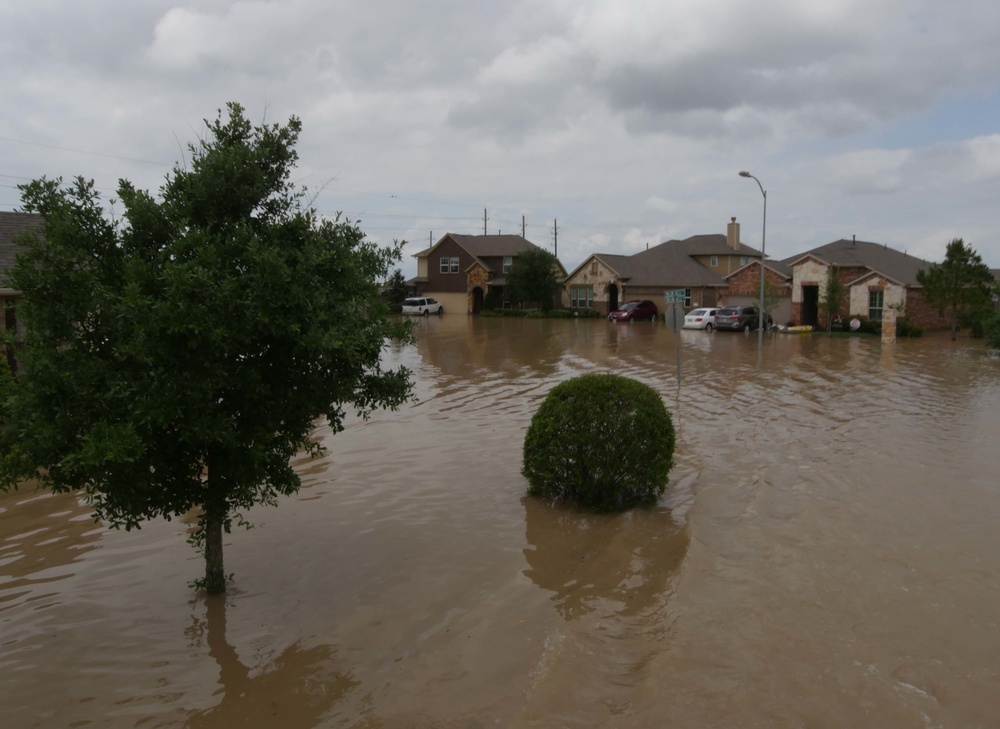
<box><xmin>0</xmin><ymin>136</ymin><xmax>167</xmax><ymax>167</ymax></box>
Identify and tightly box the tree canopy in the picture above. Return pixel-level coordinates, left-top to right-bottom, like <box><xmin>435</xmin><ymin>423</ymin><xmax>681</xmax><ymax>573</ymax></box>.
<box><xmin>916</xmin><ymin>238</ymin><xmax>996</xmax><ymax>340</ymax></box>
<box><xmin>506</xmin><ymin>247</ymin><xmax>562</xmax><ymax>312</ymax></box>
<box><xmin>1</xmin><ymin>103</ymin><xmax>413</xmax><ymax>593</ymax></box>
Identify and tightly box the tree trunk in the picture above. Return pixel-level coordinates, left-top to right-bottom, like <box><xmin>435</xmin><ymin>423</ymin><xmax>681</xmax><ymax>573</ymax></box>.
<box><xmin>203</xmin><ymin>451</ymin><xmax>228</xmax><ymax>594</ymax></box>
<box><xmin>203</xmin><ymin>505</ymin><xmax>226</xmax><ymax>594</ymax></box>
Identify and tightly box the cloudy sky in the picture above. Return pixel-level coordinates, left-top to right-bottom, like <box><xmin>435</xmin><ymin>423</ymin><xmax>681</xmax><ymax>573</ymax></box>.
<box><xmin>3</xmin><ymin>0</ymin><xmax>999</xmax><ymax>279</ymax></box>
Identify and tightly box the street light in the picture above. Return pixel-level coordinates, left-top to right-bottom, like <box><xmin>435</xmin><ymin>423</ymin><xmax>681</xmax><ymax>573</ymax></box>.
<box><xmin>739</xmin><ymin>170</ymin><xmax>767</xmax><ymax>351</ymax></box>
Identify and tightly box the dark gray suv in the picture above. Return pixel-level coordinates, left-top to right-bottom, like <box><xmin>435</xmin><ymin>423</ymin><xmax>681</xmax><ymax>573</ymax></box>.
<box><xmin>715</xmin><ymin>306</ymin><xmax>770</xmax><ymax>332</ymax></box>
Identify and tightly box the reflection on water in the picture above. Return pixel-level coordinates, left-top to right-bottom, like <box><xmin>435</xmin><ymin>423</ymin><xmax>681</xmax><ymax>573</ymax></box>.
<box><xmin>2</xmin><ymin>319</ymin><xmax>1000</xmax><ymax>727</ymax></box>
<box><xmin>185</xmin><ymin>597</ymin><xmax>355</xmax><ymax>728</ymax></box>
<box><xmin>522</xmin><ymin>498</ymin><xmax>687</xmax><ymax>620</ymax></box>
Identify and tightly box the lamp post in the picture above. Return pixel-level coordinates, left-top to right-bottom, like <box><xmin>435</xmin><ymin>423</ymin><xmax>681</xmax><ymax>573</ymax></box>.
<box><xmin>739</xmin><ymin>170</ymin><xmax>767</xmax><ymax>351</ymax></box>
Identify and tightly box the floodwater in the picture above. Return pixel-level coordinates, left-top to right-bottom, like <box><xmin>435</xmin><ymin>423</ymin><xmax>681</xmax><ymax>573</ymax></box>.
<box><xmin>3</xmin><ymin>316</ymin><xmax>1000</xmax><ymax>728</ymax></box>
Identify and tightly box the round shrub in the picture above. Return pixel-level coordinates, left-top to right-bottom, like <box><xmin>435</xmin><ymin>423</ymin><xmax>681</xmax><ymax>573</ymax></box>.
<box><xmin>522</xmin><ymin>374</ymin><xmax>675</xmax><ymax>511</ymax></box>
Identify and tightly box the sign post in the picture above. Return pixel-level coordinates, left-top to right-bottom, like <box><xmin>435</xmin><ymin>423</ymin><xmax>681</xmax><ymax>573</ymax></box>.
<box><xmin>663</xmin><ymin>290</ymin><xmax>686</xmax><ymax>384</ymax></box>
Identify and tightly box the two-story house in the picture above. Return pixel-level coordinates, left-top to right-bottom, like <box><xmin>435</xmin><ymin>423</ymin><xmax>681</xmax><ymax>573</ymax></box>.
<box><xmin>412</xmin><ymin>233</ymin><xmax>566</xmax><ymax>314</ymax></box>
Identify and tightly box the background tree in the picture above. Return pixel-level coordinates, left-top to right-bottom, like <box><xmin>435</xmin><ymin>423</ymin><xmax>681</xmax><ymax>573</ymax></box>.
<box><xmin>985</xmin><ymin>310</ymin><xmax>1000</xmax><ymax>350</ymax></box>
<box><xmin>0</xmin><ymin>103</ymin><xmax>413</xmax><ymax>594</ymax></box>
<box><xmin>506</xmin><ymin>247</ymin><xmax>562</xmax><ymax>312</ymax></box>
<box><xmin>820</xmin><ymin>265</ymin><xmax>847</xmax><ymax>332</ymax></box>
<box><xmin>384</xmin><ymin>268</ymin><xmax>408</xmax><ymax>312</ymax></box>
<box><xmin>751</xmin><ymin>274</ymin><xmax>784</xmax><ymax>327</ymax></box>
<box><xmin>916</xmin><ymin>238</ymin><xmax>996</xmax><ymax>340</ymax></box>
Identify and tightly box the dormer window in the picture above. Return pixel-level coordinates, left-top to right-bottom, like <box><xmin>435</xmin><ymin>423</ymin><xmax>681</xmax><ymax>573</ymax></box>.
<box><xmin>710</xmin><ymin>256</ymin><xmax>718</xmax><ymax>267</ymax></box>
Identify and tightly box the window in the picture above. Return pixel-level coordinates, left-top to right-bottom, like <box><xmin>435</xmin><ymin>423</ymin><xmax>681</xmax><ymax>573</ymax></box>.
<box><xmin>441</xmin><ymin>256</ymin><xmax>460</xmax><ymax>274</ymax></box>
<box><xmin>710</xmin><ymin>255</ymin><xmax>718</xmax><ymax>267</ymax></box>
<box><xmin>503</xmin><ymin>256</ymin><xmax>513</xmax><ymax>274</ymax></box>
<box><xmin>740</xmin><ymin>256</ymin><xmax>749</xmax><ymax>266</ymax></box>
<box><xmin>684</xmin><ymin>289</ymin><xmax>692</xmax><ymax>307</ymax></box>
<box><xmin>450</xmin><ymin>257</ymin><xmax>460</xmax><ymax>273</ymax></box>
<box><xmin>570</xmin><ymin>286</ymin><xmax>594</xmax><ymax>309</ymax></box>
<box><xmin>440</xmin><ymin>256</ymin><xmax>449</xmax><ymax>274</ymax></box>
<box><xmin>869</xmin><ymin>289</ymin><xmax>884</xmax><ymax>321</ymax></box>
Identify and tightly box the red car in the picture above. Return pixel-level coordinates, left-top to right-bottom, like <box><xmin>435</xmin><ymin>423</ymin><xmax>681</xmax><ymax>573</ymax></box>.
<box><xmin>608</xmin><ymin>300</ymin><xmax>658</xmax><ymax>322</ymax></box>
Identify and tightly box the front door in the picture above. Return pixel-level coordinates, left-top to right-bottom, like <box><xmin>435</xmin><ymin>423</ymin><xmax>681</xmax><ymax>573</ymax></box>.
<box><xmin>607</xmin><ymin>284</ymin><xmax>619</xmax><ymax>314</ymax></box>
<box><xmin>802</xmin><ymin>285</ymin><xmax>819</xmax><ymax>326</ymax></box>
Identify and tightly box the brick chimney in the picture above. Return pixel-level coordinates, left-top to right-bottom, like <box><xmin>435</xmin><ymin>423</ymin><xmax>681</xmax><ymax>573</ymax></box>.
<box><xmin>727</xmin><ymin>217</ymin><xmax>740</xmax><ymax>251</ymax></box>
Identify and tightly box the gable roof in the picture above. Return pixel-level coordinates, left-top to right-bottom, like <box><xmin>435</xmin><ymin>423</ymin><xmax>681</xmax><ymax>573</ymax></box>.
<box><xmin>570</xmin><ymin>234</ymin><xmax>763</xmax><ymax>288</ymax></box>
<box><xmin>0</xmin><ymin>212</ymin><xmax>42</xmax><ymax>293</ymax></box>
<box><xmin>673</xmin><ymin>233</ymin><xmax>762</xmax><ymax>258</ymax></box>
<box><xmin>413</xmin><ymin>232</ymin><xmax>567</xmax><ymax>277</ymax></box>
<box><xmin>413</xmin><ymin>233</ymin><xmax>541</xmax><ymax>259</ymax></box>
<box><xmin>724</xmin><ymin>258</ymin><xmax>793</xmax><ymax>282</ymax></box>
<box><xmin>783</xmin><ymin>238</ymin><xmax>931</xmax><ymax>287</ymax></box>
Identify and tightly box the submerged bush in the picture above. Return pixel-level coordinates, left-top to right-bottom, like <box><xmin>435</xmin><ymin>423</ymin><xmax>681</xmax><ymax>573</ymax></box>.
<box><xmin>522</xmin><ymin>374</ymin><xmax>675</xmax><ymax>511</ymax></box>
<box><xmin>896</xmin><ymin>320</ymin><xmax>924</xmax><ymax>338</ymax></box>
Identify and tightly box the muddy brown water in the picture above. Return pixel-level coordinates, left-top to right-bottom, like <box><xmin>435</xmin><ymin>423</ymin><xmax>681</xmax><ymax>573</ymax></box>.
<box><xmin>3</xmin><ymin>316</ymin><xmax>1000</xmax><ymax>728</ymax></box>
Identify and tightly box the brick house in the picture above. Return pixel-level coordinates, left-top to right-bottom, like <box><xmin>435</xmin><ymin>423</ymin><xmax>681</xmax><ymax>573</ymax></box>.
<box><xmin>411</xmin><ymin>233</ymin><xmax>566</xmax><ymax>314</ymax></box>
<box><xmin>720</xmin><ymin>259</ymin><xmax>794</xmax><ymax>324</ymax></box>
<box><xmin>563</xmin><ymin>218</ymin><xmax>762</xmax><ymax>315</ymax></box>
<box><xmin>0</xmin><ymin>211</ymin><xmax>43</xmax><ymax>371</ymax></box>
<box><xmin>784</xmin><ymin>238</ymin><xmax>951</xmax><ymax>329</ymax></box>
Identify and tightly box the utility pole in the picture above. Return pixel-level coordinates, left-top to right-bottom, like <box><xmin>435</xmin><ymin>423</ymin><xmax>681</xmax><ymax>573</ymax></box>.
<box><xmin>553</xmin><ymin>219</ymin><xmax>558</xmax><ymax>257</ymax></box>
<box><xmin>483</xmin><ymin>208</ymin><xmax>487</xmax><ymax>235</ymax></box>
<box><xmin>522</xmin><ymin>215</ymin><xmax>525</xmax><ymax>238</ymax></box>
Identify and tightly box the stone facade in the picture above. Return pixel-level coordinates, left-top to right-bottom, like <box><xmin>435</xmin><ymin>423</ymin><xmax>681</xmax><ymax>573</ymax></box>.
<box><xmin>563</xmin><ymin>257</ymin><xmax>621</xmax><ymax>314</ymax></box>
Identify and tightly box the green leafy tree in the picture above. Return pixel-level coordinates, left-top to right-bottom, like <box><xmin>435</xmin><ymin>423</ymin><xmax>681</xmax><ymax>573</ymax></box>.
<box><xmin>916</xmin><ymin>238</ymin><xmax>996</xmax><ymax>341</ymax></box>
<box><xmin>985</xmin><ymin>309</ymin><xmax>1000</xmax><ymax>350</ymax></box>
<box><xmin>384</xmin><ymin>268</ymin><xmax>408</xmax><ymax>312</ymax></box>
<box><xmin>820</xmin><ymin>265</ymin><xmax>847</xmax><ymax>332</ymax></box>
<box><xmin>0</xmin><ymin>103</ymin><xmax>413</xmax><ymax>594</ymax></box>
<box><xmin>506</xmin><ymin>247</ymin><xmax>561</xmax><ymax>312</ymax></box>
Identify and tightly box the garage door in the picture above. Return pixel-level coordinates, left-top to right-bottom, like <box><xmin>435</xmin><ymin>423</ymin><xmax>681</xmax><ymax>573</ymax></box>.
<box><xmin>726</xmin><ymin>295</ymin><xmax>792</xmax><ymax>327</ymax></box>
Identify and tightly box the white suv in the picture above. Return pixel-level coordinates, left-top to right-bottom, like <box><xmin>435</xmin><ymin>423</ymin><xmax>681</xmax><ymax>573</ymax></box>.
<box><xmin>402</xmin><ymin>297</ymin><xmax>443</xmax><ymax>316</ymax></box>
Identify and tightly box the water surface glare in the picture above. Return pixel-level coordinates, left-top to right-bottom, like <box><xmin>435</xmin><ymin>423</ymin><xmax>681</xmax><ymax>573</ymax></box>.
<box><xmin>2</xmin><ymin>316</ymin><xmax>999</xmax><ymax>727</ymax></box>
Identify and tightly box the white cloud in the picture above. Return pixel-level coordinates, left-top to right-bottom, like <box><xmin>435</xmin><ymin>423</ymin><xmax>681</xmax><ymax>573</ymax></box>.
<box><xmin>4</xmin><ymin>0</ymin><xmax>1000</xmax><ymax>275</ymax></box>
<box><xmin>827</xmin><ymin>149</ymin><xmax>913</xmax><ymax>194</ymax></box>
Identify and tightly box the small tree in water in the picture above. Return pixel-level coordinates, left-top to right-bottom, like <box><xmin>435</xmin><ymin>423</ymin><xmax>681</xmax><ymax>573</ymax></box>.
<box><xmin>0</xmin><ymin>103</ymin><xmax>413</xmax><ymax>593</ymax></box>
<box><xmin>522</xmin><ymin>374</ymin><xmax>675</xmax><ymax>511</ymax></box>
<box><xmin>821</xmin><ymin>265</ymin><xmax>847</xmax><ymax>332</ymax></box>
<box><xmin>916</xmin><ymin>238</ymin><xmax>996</xmax><ymax>341</ymax></box>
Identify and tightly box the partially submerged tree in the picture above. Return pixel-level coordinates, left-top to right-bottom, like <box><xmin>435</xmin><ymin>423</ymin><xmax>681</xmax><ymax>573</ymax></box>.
<box><xmin>0</xmin><ymin>103</ymin><xmax>413</xmax><ymax>593</ymax></box>
<box><xmin>820</xmin><ymin>265</ymin><xmax>847</xmax><ymax>332</ymax></box>
<box><xmin>751</xmin><ymin>272</ymin><xmax>784</xmax><ymax>327</ymax></box>
<box><xmin>506</xmin><ymin>247</ymin><xmax>562</xmax><ymax>312</ymax></box>
<box><xmin>916</xmin><ymin>238</ymin><xmax>996</xmax><ymax>341</ymax></box>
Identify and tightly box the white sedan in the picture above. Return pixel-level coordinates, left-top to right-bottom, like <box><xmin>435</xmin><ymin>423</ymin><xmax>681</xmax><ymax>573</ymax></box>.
<box><xmin>682</xmin><ymin>307</ymin><xmax>719</xmax><ymax>331</ymax></box>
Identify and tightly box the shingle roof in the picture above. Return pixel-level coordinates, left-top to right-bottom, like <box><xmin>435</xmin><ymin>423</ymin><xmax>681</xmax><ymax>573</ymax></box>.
<box><xmin>674</xmin><ymin>233</ymin><xmax>762</xmax><ymax>258</ymax></box>
<box><xmin>590</xmin><ymin>245</ymin><xmax>721</xmax><ymax>287</ymax></box>
<box><xmin>588</xmin><ymin>234</ymin><xmax>762</xmax><ymax>288</ymax></box>
<box><xmin>783</xmin><ymin>239</ymin><xmax>931</xmax><ymax>286</ymax></box>
<box><xmin>413</xmin><ymin>233</ymin><xmax>541</xmax><ymax>258</ymax></box>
